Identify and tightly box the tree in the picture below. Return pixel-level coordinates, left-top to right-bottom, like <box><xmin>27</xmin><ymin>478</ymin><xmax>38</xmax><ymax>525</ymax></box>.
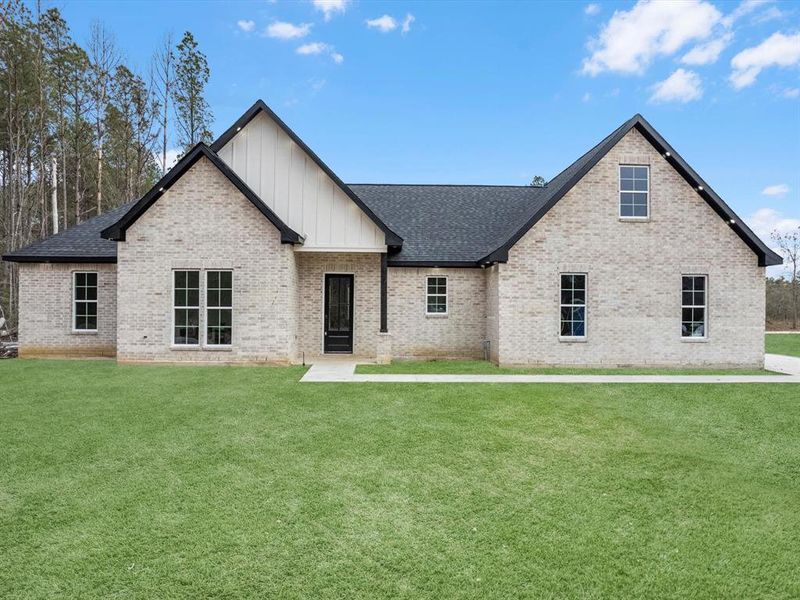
<box><xmin>153</xmin><ymin>32</ymin><xmax>174</xmax><ymax>173</ymax></box>
<box><xmin>772</xmin><ymin>227</ymin><xmax>800</xmax><ymax>330</ymax></box>
<box><xmin>529</xmin><ymin>175</ymin><xmax>546</xmax><ymax>187</ymax></box>
<box><xmin>87</xmin><ymin>20</ymin><xmax>118</xmax><ymax>218</ymax></box>
<box><xmin>172</xmin><ymin>31</ymin><xmax>212</xmax><ymax>151</ymax></box>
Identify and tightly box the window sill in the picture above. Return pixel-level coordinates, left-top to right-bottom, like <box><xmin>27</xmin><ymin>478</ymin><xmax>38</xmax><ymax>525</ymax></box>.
<box><xmin>559</xmin><ymin>336</ymin><xmax>587</xmax><ymax>343</ymax></box>
<box><xmin>680</xmin><ymin>337</ymin><xmax>708</xmax><ymax>343</ymax></box>
<box><xmin>170</xmin><ymin>345</ymin><xmax>201</xmax><ymax>351</ymax></box>
<box><xmin>203</xmin><ymin>345</ymin><xmax>233</xmax><ymax>352</ymax></box>
<box><xmin>618</xmin><ymin>217</ymin><xmax>650</xmax><ymax>223</ymax></box>
<box><xmin>425</xmin><ymin>313</ymin><xmax>449</xmax><ymax>319</ymax></box>
<box><xmin>71</xmin><ymin>330</ymin><xmax>98</xmax><ymax>335</ymax></box>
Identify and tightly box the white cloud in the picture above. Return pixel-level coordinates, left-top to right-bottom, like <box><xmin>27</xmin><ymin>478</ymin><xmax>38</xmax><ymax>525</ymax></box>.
<box><xmin>585</xmin><ymin>3</ymin><xmax>600</xmax><ymax>16</ymax></box>
<box><xmin>153</xmin><ymin>148</ymin><xmax>180</xmax><ymax>173</ymax></box>
<box><xmin>762</xmin><ymin>184</ymin><xmax>790</xmax><ymax>196</ymax></box>
<box><xmin>730</xmin><ymin>32</ymin><xmax>800</xmax><ymax>89</ymax></box>
<box><xmin>267</xmin><ymin>21</ymin><xmax>312</xmax><ymax>40</ymax></box>
<box><xmin>237</xmin><ymin>20</ymin><xmax>255</xmax><ymax>33</ymax></box>
<box><xmin>296</xmin><ymin>42</ymin><xmax>343</xmax><ymax>64</ymax></box>
<box><xmin>649</xmin><ymin>68</ymin><xmax>703</xmax><ymax>103</ymax></box>
<box><xmin>721</xmin><ymin>0</ymin><xmax>769</xmax><ymax>27</ymax></box>
<box><xmin>749</xmin><ymin>208</ymin><xmax>800</xmax><ymax>276</ymax></box>
<box><xmin>783</xmin><ymin>87</ymin><xmax>800</xmax><ymax>98</ymax></box>
<box><xmin>366</xmin><ymin>15</ymin><xmax>397</xmax><ymax>33</ymax></box>
<box><xmin>581</xmin><ymin>0</ymin><xmax>722</xmax><ymax>76</ymax></box>
<box><xmin>582</xmin><ymin>92</ymin><xmax>592</xmax><ymax>102</ymax></box>
<box><xmin>310</xmin><ymin>78</ymin><xmax>326</xmax><ymax>92</ymax></box>
<box><xmin>296</xmin><ymin>42</ymin><xmax>329</xmax><ymax>55</ymax></box>
<box><xmin>313</xmin><ymin>0</ymin><xmax>349</xmax><ymax>21</ymax></box>
<box><xmin>681</xmin><ymin>32</ymin><xmax>733</xmax><ymax>65</ymax></box>
<box><xmin>402</xmin><ymin>14</ymin><xmax>415</xmax><ymax>34</ymax></box>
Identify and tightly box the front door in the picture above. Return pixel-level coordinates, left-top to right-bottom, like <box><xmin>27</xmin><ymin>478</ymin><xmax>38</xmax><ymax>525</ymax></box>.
<box><xmin>324</xmin><ymin>274</ymin><xmax>354</xmax><ymax>353</ymax></box>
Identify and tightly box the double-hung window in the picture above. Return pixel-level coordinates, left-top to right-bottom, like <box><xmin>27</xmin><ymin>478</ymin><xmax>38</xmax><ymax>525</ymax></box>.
<box><xmin>206</xmin><ymin>271</ymin><xmax>233</xmax><ymax>346</ymax></box>
<box><xmin>173</xmin><ymin>270</ymin><xmax>200</xmax><ymax>345</ymax></box>
<box><xmin>560</xmin><ymin>273</ymin><xmax>586</xmax><ymax>338</ymax></box>
<box><xmin>73</xmin><ymin>272</ymin><xmax>97</xmax><ymax>331</ymax></box>
<box><xmin>681</xmin><ymin>275</ymin><xmax>707</xmax><ymax>338</ymax></box>
<box><xmin>619</xmin><ymin>165</ymin><xmax>649</xmax><ymax>218</ymax></box>
<box><xmin>426</xmin><ymin>276</ymin><xmax>447</xmax><ymax>315</ymax></box>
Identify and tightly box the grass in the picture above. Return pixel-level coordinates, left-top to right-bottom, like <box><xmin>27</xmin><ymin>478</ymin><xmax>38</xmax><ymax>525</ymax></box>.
<box><xmin>766</xmin><ymin>332</ymin><xmax>800</xmax><ymax>358</ymax></box>
<box><xmin>1</xmin><ymin>360</ymin><xmax>799</xmax><ymax>599</ymax></box>
<box><xmin>357</xmin><ymin>360</ymin><xmax>773</xmax><ymax>376</ymax></box>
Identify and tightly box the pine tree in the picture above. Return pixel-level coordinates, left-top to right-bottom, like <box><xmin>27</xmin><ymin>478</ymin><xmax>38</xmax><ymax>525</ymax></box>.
<box><xmin>173</xmin><ymin>31</ymin><xmax>212</xmax><ymax>151</ymax></box>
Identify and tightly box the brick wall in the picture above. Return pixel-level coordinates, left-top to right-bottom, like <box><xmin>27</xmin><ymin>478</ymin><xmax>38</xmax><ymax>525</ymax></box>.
<box><xmin>296</xmin><ymin>253</ymin><xmax>381</xmax><ymax>359</ymax></box>
<box><xmin>388</xmin><ymin>267</ymin><xmax>487</xmax><ymax>359</ymax></box>
<box><xmin>496</xmin><ymin>128</ymin><xmax>765</xmax><ymax>367</ymax></box>
<box><xmin>17</xmin><ymin>262</ymin><xmax>117</xmax><ymax>357</ymax></box>
<box><xmin>116</xmin><ymin>157</ymin><xmax>297</xmax><ymax>363</ymax></box>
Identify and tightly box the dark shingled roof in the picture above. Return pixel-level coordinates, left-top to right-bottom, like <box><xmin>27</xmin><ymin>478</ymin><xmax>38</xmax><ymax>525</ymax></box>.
<box><xmin>349</xmin><ymin>185</ymin><xmax>547</xmax><ymax>265</ymax></box>
<box><xmin>2</xmin><ymin>202</ymin><xmax>135</xmax><ymax>263</ymax></box>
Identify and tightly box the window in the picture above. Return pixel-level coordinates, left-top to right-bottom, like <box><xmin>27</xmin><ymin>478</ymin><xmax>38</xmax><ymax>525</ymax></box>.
<box><xmin>560</xmin><ymin>274</ymin><xmax>586</xmax><ymax>338</ymax></box>
<box><xmin>426</xmin><ymin>276</ymin><xmax>447</xmax><ymax>315</ymax></box>
<box><xmin>681</xmin><ymin>275</ymin><xmax>707</xmax><ymax>338</ymax></box>
<box><xmin>619</xmin><ymin>165</ymin><xmax>649</xmax><ymax>218</ymax></box>
<box><xmin>73</xmin><ymin>272</ymin><xmax>97</xmax><ymax>331</ymax></box>
<box><xmin>206</xmin><ymin>271</ymin><xmax>233</xmax><ymax>346</ymax></box>
<box><xmin>173</xmin><ymin>270</ymin><xmax>200</xmax><ymax>345</ymax></box>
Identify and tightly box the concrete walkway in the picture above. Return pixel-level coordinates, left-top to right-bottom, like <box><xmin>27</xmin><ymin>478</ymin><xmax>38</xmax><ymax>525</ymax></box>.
<box><xmin>300</xmin><ymin>354</ymin><xmax>800</xmax><ymax>384</ymax></box>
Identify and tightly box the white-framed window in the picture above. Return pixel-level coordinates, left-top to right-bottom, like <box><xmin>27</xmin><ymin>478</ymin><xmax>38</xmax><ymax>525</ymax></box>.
<box><xmin>560</xmin><ymin>273</ymin><xmax>586</xmax><ymax>338</ymax></box>
<box><xmin>681</xmin><ymin>275</ymin><xmax>707</xmax><ymax>338</ymax></box>
<box><xmin>73</xmin><ymin>272</ymin><xmax>98</xmax><ymax>331</ymax></box>
<box><xmin>173</xmin><ymin>270</ymin><xmax>200</xmax><ymax>345</ymax></box>
<box><xmin>426</xmin><ymin>276</ymin><xmax>447</xmax><ymax>315</ymax></box>
<box><xmin>619</xmin><ymin>165</ymin><xmax>649</xmax><ymax>218</ymax></box>
<box><xmin>206</xmin><ymin>270</ymin><xmax>233</xmax><ymax>346</ymax></box>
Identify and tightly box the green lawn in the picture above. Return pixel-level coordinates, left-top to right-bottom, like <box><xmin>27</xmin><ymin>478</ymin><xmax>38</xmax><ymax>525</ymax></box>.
<box><xmin>1</xmin><ymin>360</ymin><xmax>799</xmax><ymax>599</ymax></box>
<box><xmin>766</xmin><ymin>333</ymin><xmax>800</xmax><ymax>357</ymax></box>
<box><xmin>357</xmin><ymin>360</ymin><xmax>773</xmax><ymax>375</ymax></box>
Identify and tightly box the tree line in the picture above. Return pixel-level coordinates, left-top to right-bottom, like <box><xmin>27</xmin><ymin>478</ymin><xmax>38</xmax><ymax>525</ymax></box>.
<box><xmin>0</xmin><ymin>0</ymin><xmax>213</xmax><ymax>328</ymax></box>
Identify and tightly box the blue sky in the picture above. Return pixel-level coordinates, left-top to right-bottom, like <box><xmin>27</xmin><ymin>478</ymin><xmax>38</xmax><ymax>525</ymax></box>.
<box><xmin>54</xmin><ymin>0</ymin><xmax>799</xmax><ymax>263</ymax></box>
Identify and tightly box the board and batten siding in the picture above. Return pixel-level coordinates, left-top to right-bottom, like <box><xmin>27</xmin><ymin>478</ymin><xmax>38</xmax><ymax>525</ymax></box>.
<box><xmin>217</xmin><ymin>112</ymin><xmax>386</xmax><ymax>252</ymax></box>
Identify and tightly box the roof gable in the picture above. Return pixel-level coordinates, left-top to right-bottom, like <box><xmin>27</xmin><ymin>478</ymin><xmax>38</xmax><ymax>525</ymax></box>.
<box><xmin>100</xmin><ymin>143</ymin><xmax>302</xmax><ymax>243</ymax></box>
<box><xmin>211</xmin><ymin>99</ymin><xmax>402</xmax><ymax>248</ymax></box>
<box><xmin>480</xmin><ymin>114</ymin><xmax>782</xmax><ymax>267</ymax></box>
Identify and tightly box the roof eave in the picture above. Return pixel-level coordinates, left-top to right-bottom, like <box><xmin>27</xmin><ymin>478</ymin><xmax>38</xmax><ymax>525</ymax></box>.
<box><xmin>2</xmin><ymin>254</ymin><xmax>117</xmax><ymax>264</ymax></box>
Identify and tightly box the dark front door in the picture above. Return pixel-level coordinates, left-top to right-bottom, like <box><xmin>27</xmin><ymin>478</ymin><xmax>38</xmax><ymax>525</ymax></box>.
<box><xmin>324</xmin><ymin>274</ymin><xmax>354</xmax><ymax>353</ymax></box>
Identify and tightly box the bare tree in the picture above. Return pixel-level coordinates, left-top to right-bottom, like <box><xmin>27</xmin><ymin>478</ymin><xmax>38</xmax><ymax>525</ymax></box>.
<box><xmin>153</xmin><ymin>32</ymin><xmax>174</xmax><ymax>173</ymax></box>
<box><xmin>87</xmin><ymin>20</ymin><xmax>117</xmax><ymax>218</ymax></box>
<box><xmin>772</xmin><ymin>227</ymin><xmax>800</xmax><ymax>330</ymax></box>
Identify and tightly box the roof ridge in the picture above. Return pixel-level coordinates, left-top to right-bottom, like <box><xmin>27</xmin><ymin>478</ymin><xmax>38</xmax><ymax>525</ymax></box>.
<box><xmin>348</xmin><ymin>183</ymin><xmax>539</xmax><ymax>189</ymax></box>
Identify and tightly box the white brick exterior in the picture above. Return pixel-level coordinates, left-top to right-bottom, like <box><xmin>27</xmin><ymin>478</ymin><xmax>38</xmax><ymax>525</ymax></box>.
<box><xmin>115</xmin><ymin>157</ymin><xmax>298</xmax><ymax>363</ymax></box>
<box><xmin>492</xmin><ymin>129</ymin><xmax>765</xmax><ymax>367</ymax></box>
<box><xmin>14</xmin><ymin>128</ymin><xmax>767</xmax><ymax>368</ymax></box>
<box><xmin>17</xmin><ymin>262</ymin><xmax>117</xmax><ymax>357</ymax></box>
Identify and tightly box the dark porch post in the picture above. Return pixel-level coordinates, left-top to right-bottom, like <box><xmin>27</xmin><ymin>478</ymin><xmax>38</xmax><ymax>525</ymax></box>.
<box><xmin>380</xmin><ymin>253</ymin><xmax>388</xmax><ymax>332</ymax></box>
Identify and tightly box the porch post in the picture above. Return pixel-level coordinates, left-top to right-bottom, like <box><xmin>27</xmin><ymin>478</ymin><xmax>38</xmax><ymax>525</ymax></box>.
<box><xmin>380</xmin><ymin>252</ymin><xmax>388</xmax><ymax>332</ymax></box>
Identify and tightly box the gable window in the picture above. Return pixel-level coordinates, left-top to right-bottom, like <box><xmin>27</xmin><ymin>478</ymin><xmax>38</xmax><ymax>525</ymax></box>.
<box><xmin>73</xmin><ymin>272</ymin><xmax>97</xmax><ymax>331</ymax></box>
<box><xmin>206</xmin><ymin>271</ymin><xmax>233</xmax><ymax>346</ymax></box>
<box><xmin>560</xmin><ymin>273</ymin><xmax>586</xmax><ymax>338</ymax></box>
<box><xmin>426</xmin><ymin>276</ymin><xmax>447</xmax><ymax>315</ymax></box>
<box><xmin>619</xmin><ymin>165</ymin><xmax>649</xmax><ymax>218</ymax></box>
<box><xmin>681</xmin><ymin>275</ymin><xmax>707</xmax><ymax>338</ymax></box>
<box><xmin>173</xmin><ymin>270</ymin><xmax>200</xmax><ymax>345</ymax></box>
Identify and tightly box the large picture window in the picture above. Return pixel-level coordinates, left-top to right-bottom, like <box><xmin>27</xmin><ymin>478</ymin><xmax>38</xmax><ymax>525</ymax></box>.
<box><xmin>206</xmin><ymin>271</ymin><xmax>233</xmax><ymax>346</ymax></box>
<box><xmin>681</xmin><ymin>275</ymin><xmax>707</xmax><ymax>338</ymax></box>
<box><xmin>73</xmin><ymin>272</ymin><xmax>97</xmax><ymax>331</ymax></box>
<box><xmin>619</xmin><ymin>165</ymin><xmax>649</xmax><ymax>218</ymax></box>
<box><xmin>426</xmin><ymin>276</ymin><xmax>447</xmax><ymax>315</ymax></box>
<box><xmin>560</xmin><ymin>273</ymin><xmax>586</xmax><ymax>338</ymax></box>
<box><xmin>173</xmin><ymin>270</ymin><xmax>200</xmax><ymax>345</ymax></box>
